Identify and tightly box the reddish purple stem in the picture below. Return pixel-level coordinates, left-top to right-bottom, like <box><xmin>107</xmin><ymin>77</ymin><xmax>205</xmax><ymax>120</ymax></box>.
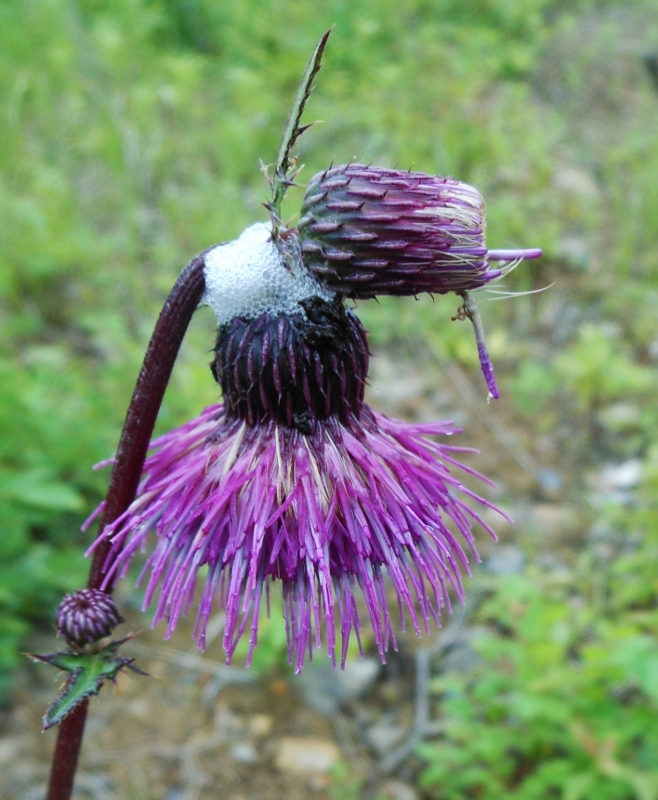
<box><xmin>45</xmin><ymin>251</ymin><xmax>208</xmax><ymax>800</ymax></box>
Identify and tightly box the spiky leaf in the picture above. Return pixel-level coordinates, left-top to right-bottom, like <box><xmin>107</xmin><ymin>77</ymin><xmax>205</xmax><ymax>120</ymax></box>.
<box><xmin>269</xmin><ymin>29</ymin><xmax>332</xmax><ymax>234</ymax></box>
<box><xmin>29</xmin><ymin>637</ymin><xmax>146</xmax><ymax>730</ymax></box>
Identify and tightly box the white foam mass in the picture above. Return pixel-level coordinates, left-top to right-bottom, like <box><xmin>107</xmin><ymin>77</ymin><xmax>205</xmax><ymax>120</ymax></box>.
<box><xmin>201</xmin><ymin>223</ymin><xmax>333</xmax><ymax>326</ymax></box>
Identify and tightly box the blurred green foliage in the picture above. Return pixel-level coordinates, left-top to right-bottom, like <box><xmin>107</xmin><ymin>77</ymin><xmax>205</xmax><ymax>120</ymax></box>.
<box><xmin>418</xmin><ymin>460</ymin><xmax>658</xmax><ymax>799</ymax></box>
<box><xmin>1</xmin><ymin>8</ymin><xmax>658</xmax><ymax>799</ymax></box>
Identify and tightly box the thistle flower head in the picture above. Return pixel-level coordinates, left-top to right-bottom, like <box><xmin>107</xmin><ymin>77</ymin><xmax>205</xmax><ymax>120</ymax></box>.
<box><xmin>86</xmin><ymin>34</ymin><xmax>533</xmax><ymax>673</ymax></box>
<box><xmin>83</xmin><ymin>216</ymin><xmax>511</xmax><ymax>671</ymax></box>
<box><xmin>92</xmin><ymin>406</ymin><xmax>501</xmax><ymax>672</ymax></box>
<box><xmin>298</xmin><ymin>164</ymin><xmax>541</xmax><ymax>299</ymax></box>
<box><xmin>56</xmin><ymin>589</ymin><xmax>124</xmax><ymax>647</ymax></box>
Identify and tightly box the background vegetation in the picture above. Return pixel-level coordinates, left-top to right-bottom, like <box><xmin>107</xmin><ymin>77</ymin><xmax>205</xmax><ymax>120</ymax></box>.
<box><xmin>1</xmin><ymin>0</ymin><xmax>658</xmax><ymax>796</ymax></box>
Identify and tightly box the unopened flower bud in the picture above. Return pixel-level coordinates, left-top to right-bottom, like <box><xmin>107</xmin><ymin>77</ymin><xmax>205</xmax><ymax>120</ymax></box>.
<box><xmin>56</xmin><ymin>589</ymin><xmax>124</xmax><ymax>647</ymax></box>
<box><xmin>298</xmin><ymin>164</ymin><xmax>541</xmax><ymax>299</ymax></box>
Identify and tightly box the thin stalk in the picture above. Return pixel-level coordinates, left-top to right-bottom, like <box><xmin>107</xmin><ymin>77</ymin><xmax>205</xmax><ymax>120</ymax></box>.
<box><xmin>267</xmin><ymin>29</ymin><xmax>331</xmax><ymax>235</ymax></box>
<box><xmin>46</xmin><ymin>251</ymin><xmax>208</xmax><ymax>800</ymax></box>
<box><xmin>457</xmin><ymin>290</ymin><xmax>500</xmax><ymax>400</ymax></box>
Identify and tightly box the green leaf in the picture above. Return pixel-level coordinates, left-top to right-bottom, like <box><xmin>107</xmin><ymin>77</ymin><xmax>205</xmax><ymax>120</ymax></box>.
<box><xmin>268</xmin><ymin>29</ymin><xmax>332</xmax><ymax>232</ymax></box>
<box><xmin>2</xmin><ymin>469</ymin><xmax>83</xmax><ymax>512</ymax></box>
<box><xmin>623</xmin><ymin>769</ymin><xmax>658</xmax><ymax>800</ymax></box>
<box><xmin>29</xmin><ymin>638</ymin><xmax>146</xmax><ymax>730</ymax></box>
<box><xmin>563</xmin><ymin>770</ymin><xmax>596</xmax><ymax>800</ymax></box>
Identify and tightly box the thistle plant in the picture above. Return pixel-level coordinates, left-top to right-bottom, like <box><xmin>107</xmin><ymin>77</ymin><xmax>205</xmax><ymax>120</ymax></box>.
<box><xmin>38</xmin><ymin>30</ymin><xmax>540</xmax><ymax>800</ymax></box>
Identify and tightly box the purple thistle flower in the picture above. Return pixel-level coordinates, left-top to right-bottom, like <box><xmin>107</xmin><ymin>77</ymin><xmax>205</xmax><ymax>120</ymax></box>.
<box><xmin>298</xmin><ymin>164</ymin><xmax>541</xmax><ymax>400</ymax></box>
<box><xmin>56</xmin><ymin>589</ymin><xmax>124</xmax><ymax>647</ymax></box>
<box><xmin>45</xmin><ymin>36</ymin><xmax>534</xmax><ymax>800</ymax></box>
<box><xmin>89</xmin><ymin>223</ymin><xmax>508</xmax><ymax>672</ymax></box>
<box><xmin>298</xmin><ymin>164</ymin><xmax>541</xmax><ymax>298</ymax></box>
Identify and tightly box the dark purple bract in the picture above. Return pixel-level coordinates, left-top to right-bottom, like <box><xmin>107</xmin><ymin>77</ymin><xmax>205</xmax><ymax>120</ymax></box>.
<box><xmin>298</xmin><ymin>164</ymin><xmax>541</xmax><ymax>299</ymax></box>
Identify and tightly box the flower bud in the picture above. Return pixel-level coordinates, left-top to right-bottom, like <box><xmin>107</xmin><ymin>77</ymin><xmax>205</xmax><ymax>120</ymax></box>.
<box><xmin>56</xmin><ymin>589</ymin><xmax>124</xmax><ymax>647</ymax></box>
<box><xmin>298</xmin><ymin>164</ymin><xmax>541</xmax><ymax>299</ymax></box>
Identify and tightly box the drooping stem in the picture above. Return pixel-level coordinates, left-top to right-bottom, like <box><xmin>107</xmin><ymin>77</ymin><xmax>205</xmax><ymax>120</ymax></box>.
<box><xmin>457</xmin><ymin>290</ymin><xmax>500</xmax><ymax>400</ymax></box>
<box><xmin>46</xmin><ymin>251</ymin><xmax>208</xmax><ymax>800</ymax></box>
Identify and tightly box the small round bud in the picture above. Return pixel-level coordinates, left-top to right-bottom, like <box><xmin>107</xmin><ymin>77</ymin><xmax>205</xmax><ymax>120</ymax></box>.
<box><xmin>56</xmin><ymin>589</ymin><xmax>124</xmax><ymax>647</ymax></box>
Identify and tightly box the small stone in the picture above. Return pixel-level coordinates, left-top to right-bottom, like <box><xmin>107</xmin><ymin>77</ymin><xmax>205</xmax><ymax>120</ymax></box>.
<box><xmin>229</xmin><ymin>742</ymin><xmax>258</xmax><ymax>764</ymax></box>
<box><xmin>366</xmin><ymin>723</ymin><xmax>406</xmax><ymax>756</ymax></box>
<box><xmin>248</xmin><ymin>714</ymin><xmax>273</xmax><ymax>738</ymax></box>
<box><xmin>274</xmin><ymin>737</ymin><xmax>340</xmax><ymax>774</ymax></box>
<box><xmin>380</xmin><ymin>779</ymin><xmax>420</xmax><ymax>800</ymax></box>
<box><xmin>599</xmin><ymin>460</ymin><xmax>642</xmax><ymax>491</ymax></box>
<box><xmin>296</xmin><ymin>658</ymin><xmax>380</xmax><ymax>715</ymax></box>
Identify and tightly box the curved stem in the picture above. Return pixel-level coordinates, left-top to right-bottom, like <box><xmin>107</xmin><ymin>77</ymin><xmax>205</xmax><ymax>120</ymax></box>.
<box><xmin>46</xmin><ymin>251</ymin><xmax>208</xmax><ymax>800</ymax></box>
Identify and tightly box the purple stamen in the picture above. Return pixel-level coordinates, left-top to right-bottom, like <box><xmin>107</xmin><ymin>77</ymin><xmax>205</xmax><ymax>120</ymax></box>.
<box><xmin>486</xmin><ymin>248</ymin><xmax>543</xmax><ymax>261</ymax></box>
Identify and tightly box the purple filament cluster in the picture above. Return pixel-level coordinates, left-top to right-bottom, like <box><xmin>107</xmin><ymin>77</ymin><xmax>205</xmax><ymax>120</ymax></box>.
<box><xmin>90</xmin><ymin>405</ymin><xmax>504</xmax><ymax>672</ymax></box>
